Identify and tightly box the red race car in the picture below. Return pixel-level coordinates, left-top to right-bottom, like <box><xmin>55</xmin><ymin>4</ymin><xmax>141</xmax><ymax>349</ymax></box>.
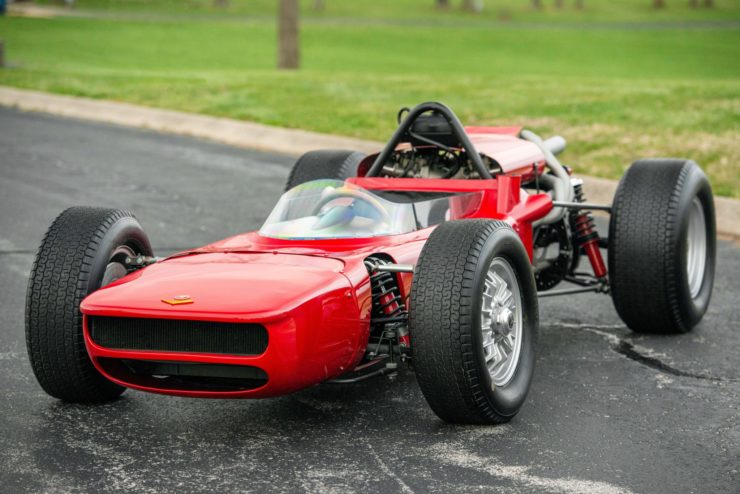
<box><xmin>26</xmin><ymin>102</ymin><xmax>716</xmax><ymax>424</ymax></box>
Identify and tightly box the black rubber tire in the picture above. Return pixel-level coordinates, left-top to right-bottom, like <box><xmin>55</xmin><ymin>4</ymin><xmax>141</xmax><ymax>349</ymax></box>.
<box><xmin>284</xmin><ymin>149</ymin><xmax>366</xmax><ymax>191</ymax></box>
<box><xmin>26</xmin><ymin>207</ymin><xmax>153</xmax><ymax>402</ymax></box>
<box><xmin>409</xmin><ymin>220</ymin><xmax>539</xmax><ymax>424</ymax></box>
<box><xmin>609</xmin><ymin>159</ymin><xmax>716</xmax><ymax>334</ymax></box>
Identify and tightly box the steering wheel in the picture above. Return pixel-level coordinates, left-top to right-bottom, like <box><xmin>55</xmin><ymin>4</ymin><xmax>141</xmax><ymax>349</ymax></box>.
<box><xmin>311</xmin><ymin>189</ymin><xmax>391</xmax><ymax>229</ymax></box>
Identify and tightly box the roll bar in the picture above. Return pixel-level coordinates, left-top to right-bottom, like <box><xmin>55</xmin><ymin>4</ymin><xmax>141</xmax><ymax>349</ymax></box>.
<box><xmin>365</xmin><ymin>102</ymin><xmax>493</xmax><ymax>179</ymax></box>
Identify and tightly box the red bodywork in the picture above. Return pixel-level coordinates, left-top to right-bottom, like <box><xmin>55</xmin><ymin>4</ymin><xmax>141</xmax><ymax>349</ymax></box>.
<box><xmin>79</xmin><ymin>127</ymin><xmax>583</xmax><ymax>398</ymax></box>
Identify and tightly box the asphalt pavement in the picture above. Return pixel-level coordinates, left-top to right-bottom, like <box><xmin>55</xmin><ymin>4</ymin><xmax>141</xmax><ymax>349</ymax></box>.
<box><xmin>0</xmin><ymin>107</ymin><xmax>737</xmax><ymax>493</ymax></box>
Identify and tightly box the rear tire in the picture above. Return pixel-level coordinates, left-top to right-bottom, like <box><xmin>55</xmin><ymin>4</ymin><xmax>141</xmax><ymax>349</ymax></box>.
<box><xmin>609</xmin><ymin>159</ymin><xmax>716</xmax><ymax>334</ymax></box>
<box><xmin>25</xmin><ymin>207</ymin><xmax>153</xmax><ymax>402</ymax></box>
<box><xmin>284</xmin><ymin>150</ymin><xmax>366</xmax><ymax>191</ymax></box>
<box><xmin>410</xmin><ymin>220</ymin><xmax>538</xmax><ymax>424</ymax></box>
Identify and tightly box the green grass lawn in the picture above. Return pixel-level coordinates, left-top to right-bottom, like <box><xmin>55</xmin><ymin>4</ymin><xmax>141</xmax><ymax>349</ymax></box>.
<box><xmin>30</xmin><ymin>0</ymin><xmax>740</xmax><ymax>24</ymax></box>
<box><xmin>1</xmin><ymin>5</ymin><xmax>738</xmax><ymax>196</ymax></box>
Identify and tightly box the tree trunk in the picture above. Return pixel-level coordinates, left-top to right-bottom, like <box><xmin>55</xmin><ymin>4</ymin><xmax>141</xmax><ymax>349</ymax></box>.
<box><xmin>689</xmin><ymin>0</ymin><xmax>698</xmax><ymax>6</ymax></box>
<box><xmin>703</xmin><ymin>0</ymin><xmax>713</xmax><ymax>7</ymax></box>
<box><xmin>461</xmin><ymin>0</ymin><xmax>483</xmax><ymax>13</ymax></box>
<box><xmin>575</xmin><ymin>0</ymin><xmax>584</xmax><ymax>9</ymax></box>
<box><xmin>653</xmin><ymin>0</ymin><xmax>665</xmax><ymax>9</ymax></box>
<box><xmin>436</xmin><ymin>0</ymin><xmax>450</xmax><ymax>9</ymax></box>
<box><xmin>278</xmin><ymin>0</ymin><xmax>300</xmax><ymax>70</ymax></box>
<box><xmin>555</xmin><ymin>0</ymin><xmax>564</xmax><ymax>9</ymax></box>
<box><xmin>532</xmin><ymin>0</ymin><xmax>543</xmax><ymax>10</ymax></box>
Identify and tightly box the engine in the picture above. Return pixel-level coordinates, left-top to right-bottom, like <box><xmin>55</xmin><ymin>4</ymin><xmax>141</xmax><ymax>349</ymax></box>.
<box><xmin>378</xmin><ymin>148</ymin><xmax>500</xmax><ymax>180</ymax></box>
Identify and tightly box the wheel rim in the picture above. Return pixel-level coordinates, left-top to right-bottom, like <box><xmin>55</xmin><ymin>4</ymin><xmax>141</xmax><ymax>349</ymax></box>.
<box><xmin>481</xmin><ymin>257</ymin><xmax>523</xmax><ymax>387</ymax></box>
<box><xmin>100</xmin><ymin>245</ymin><xmax>136</xmax><ymax>288</ymax></box>
<box><xmin>686</xmin><ymin>197</ymin><xmax>707</xmax><ymax>299</ymax></box>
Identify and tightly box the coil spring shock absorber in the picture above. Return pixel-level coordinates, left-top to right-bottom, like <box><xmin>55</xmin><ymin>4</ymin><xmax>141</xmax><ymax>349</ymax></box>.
<box><xmin>571</xmin><ymin>179</ymin><xmax>607</xmax><ymax>279</ymax></box>
<box><xmin>364</xmin><ymin>257</ymin><xmax>410</xmax><ymax>350</ymax></box>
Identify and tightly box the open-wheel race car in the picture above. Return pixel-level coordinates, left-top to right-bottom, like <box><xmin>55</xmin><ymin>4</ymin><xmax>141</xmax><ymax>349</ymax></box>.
<box><xmin>26</xmin><ymin>102</ymin><xmax>716</xmax><ymax>424</ymax></box>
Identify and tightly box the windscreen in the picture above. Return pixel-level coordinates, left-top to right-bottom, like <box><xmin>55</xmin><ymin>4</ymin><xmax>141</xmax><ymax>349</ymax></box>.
<box><xmin>259</xmin><ymin>179</ymin><xmax>482</xmax><ymax>240</ymax></box>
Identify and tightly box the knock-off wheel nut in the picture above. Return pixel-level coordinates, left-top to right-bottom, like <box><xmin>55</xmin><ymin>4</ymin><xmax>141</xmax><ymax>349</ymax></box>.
<box><xmin>493</xmin><ymin>308</ymin><xmax>514</xmax><ymax>334</ymax></box>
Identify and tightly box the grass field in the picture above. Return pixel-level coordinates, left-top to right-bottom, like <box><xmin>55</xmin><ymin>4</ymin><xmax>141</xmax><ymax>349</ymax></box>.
<box><xmin>1</xmin><ymin>2</ymin><xmax>738</xmax><ymax>196</ymax></box>
<box><xmin>30</xmin><ymin>0</ymin><xmax>740</xmax><ymax>23</ymax></box>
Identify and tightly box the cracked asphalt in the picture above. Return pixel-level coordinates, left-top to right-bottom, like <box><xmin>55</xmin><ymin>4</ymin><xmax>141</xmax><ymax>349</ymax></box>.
<box><xmin>1</xmin><ymin>107</ymin><xmax>738</xmax><ymax>493</ymax></box>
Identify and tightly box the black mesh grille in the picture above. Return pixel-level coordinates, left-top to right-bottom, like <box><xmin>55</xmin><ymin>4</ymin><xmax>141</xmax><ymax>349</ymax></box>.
<box><xmin>89</xmin><ymin>317</ymin><xmax>268</xmax><ymax>356</ymax></box>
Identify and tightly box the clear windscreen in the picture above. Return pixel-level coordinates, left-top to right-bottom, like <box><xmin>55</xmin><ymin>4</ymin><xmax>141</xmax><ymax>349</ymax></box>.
<box><xmin>259</xmin><ymin>179</ymin><xmax>482</xmax><ymax>240</ymax></box>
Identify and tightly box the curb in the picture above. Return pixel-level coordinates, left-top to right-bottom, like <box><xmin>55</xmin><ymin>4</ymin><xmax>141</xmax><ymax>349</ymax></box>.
<box><xmin>0</xmin><ymin>87</ymin><xmax>381</xmax><ymax>156</ymax></box>
<box><xmin>1</xmin><ymin>86</ymin><xmax>737</xmax><ymax>239</ymax></box>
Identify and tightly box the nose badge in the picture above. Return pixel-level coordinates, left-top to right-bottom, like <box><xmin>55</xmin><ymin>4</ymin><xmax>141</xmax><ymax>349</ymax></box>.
<box><xmin>161</xmin><ymin>295</ymin><xmax>194</xmax><ymax>305</ymax></box>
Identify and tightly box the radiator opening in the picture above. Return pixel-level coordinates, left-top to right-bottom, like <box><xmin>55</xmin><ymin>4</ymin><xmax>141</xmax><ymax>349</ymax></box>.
<box><xmin>99</xmin><ymin>358</ymin><xmax>268</xmax><ymax>392</ymax></box>
<box><xmin>89</xmin><ymin>316</ymin><xmax>268</xmax><ymax>356</ymax></box>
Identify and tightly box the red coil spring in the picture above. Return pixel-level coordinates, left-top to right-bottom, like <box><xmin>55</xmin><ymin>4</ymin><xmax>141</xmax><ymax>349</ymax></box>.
<box><xmin>364</xmin><ymin>257</ymin><xmax>410</xmax><ymax>348</ymax></box>
<box><xmin>572</xmin><ymin>184</ymin><xmax>607</xmax><ymax>279</ymax></box>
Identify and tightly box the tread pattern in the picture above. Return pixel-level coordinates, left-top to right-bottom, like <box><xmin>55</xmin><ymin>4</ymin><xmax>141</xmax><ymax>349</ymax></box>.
<box><xmin>609</xmin><ymin>159</ymin><xmax>708</xmax><ymax>333</ymax></box>
<box><xmin>284</xmin><ymin>150</ymin><xmax>366</xmax><ymax>191</ymax></box>
<box><xmin>25</xmin><ymin>207</ymin><xmax>146</xmax><ymax>402</ymax></box>
<box><xmin>410</xmin><ymin>219</ymin><xmax>516</xmax><ymax>424</ymax></box>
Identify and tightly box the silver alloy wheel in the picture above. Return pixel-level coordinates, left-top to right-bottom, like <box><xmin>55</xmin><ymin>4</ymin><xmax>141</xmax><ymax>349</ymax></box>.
<box><xmin>100</xmin><ymin>245</ymin><xmax>136</xmax><ymax>288</ymax></box>
<box><xmin>481</xmin><ymin>257</ymin><xmax>523</xmax><ymax>388</ymax></box>
<box><xmin>686</xmin><ymin>197</ymin><xmax>707</xmax><ymax>299</ymax></box>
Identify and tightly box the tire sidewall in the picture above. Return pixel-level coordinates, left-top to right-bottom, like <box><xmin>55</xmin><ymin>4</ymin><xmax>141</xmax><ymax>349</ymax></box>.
<box><xmin>86</xmin><ymin>217</ymin><xmax>153</xmax><ymax>295</ymax></box>
<box><xmin>673</xmin><ymin>166</ymin><xmax>716</xmax><ymax>327</ymax></box>
<box><xmin>470</xmin><ymin>226</ymin><xmax>539</xmax><ymax>417</ymax></box>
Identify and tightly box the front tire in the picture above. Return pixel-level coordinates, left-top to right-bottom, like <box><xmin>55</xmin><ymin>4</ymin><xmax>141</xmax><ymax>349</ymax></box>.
<box><xmin>410</xmin><ymin>220</ymin><xmax>539</xmax><ymax>424</ymax></box>
<box><xmin>25</xmin><ymin>207</ymin><xmax>153</xmax><ymax>402</ymax></box>
<box><xmin>609</xmin><ymin>159</ymin><xmax>716</xmax><ymax>334</ymax></box>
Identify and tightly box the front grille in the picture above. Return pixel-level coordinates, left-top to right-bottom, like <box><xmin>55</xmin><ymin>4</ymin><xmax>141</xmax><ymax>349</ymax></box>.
<box><xmin>89</xmin><ymin>316</ymin><xmax>268</xmax><ymax>356</ymax></box>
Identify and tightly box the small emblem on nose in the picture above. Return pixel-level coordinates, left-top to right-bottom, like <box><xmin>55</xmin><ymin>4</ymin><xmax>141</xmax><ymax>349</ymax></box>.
<box><xmin>162</xmin><ymin>295</ymin><xmax>194</xmax><ymax>305</ymax></box>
